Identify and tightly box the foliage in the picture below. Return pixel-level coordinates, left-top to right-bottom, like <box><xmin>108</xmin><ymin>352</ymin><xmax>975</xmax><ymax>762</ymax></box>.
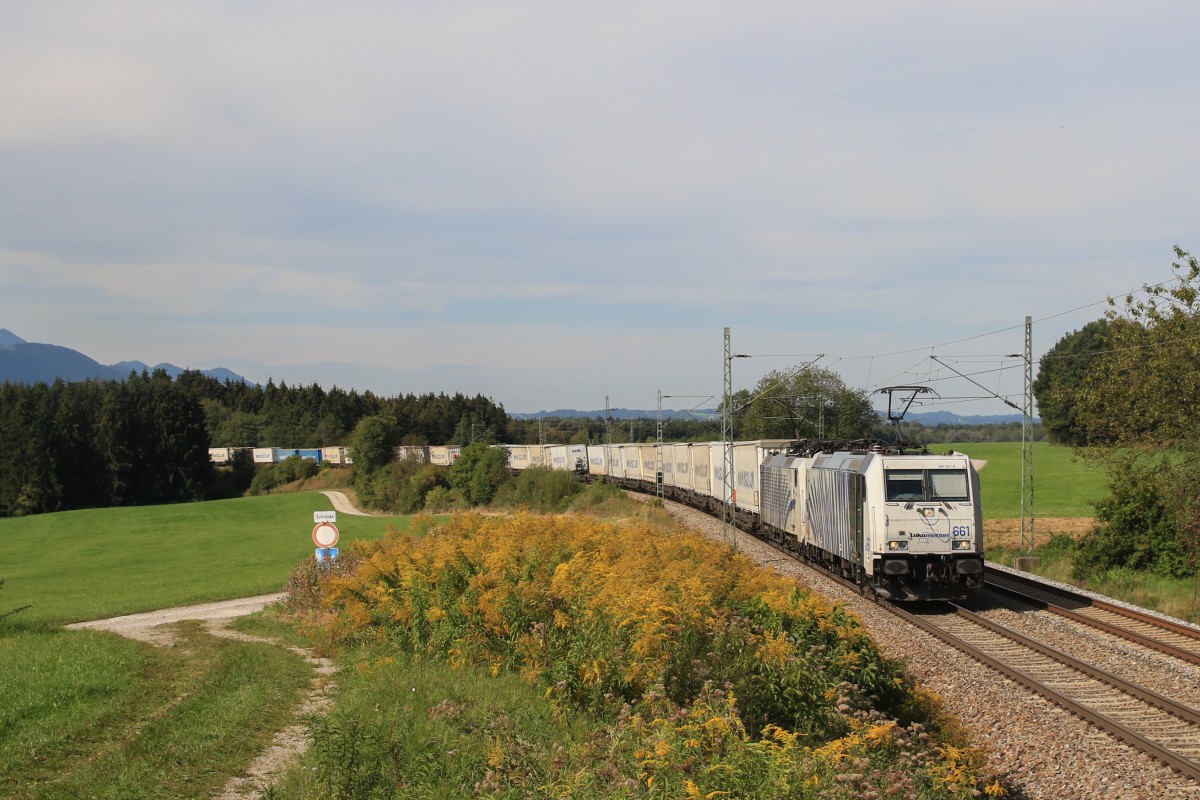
<box><xmin>394</xmin><ymin>463</ymin><xmax>451</xmax><ymax>514</ymax></box>
<box><xmin>493</xmin><ymin>466</ymin><xmax>584</xmax><ymax>513</ymax></box>
<box><xmin>1068</xmin><ymin>247</ymin><xmax>1200</xmax><ymax>572</ymax></box>
<box><xmin>448</xmin><ymin>440</ymin><xmax>511</xmax><ymax>506</ymax></box>
<box><xmin>207</xmin><ymin>446</ymin><xmax>257</xmax><ymax>500</ymax></box>
<box><xmin>1032</xmin><ymin>319</ymin><xmax>1112</xmax><ymax>446</ymax></box>
<box><xmin>349</xmin><ymin>414</ymin><xmax>401</xmax><ymax>474</ymax></box>
<box><xmin>738</xmin><ymin>367</ymin><xmax>875</xmax><ymax>441</ymax></box>
<box><xmin>1074</xmin><ymin>247</ymin><xmax>1200</xmax><ymax>449</ymax></box>
<box><xmin>307</xmin><ymin>512</ymin><xmax>1000</xmax><ymax>798</ymax></box>
<box><xmin>1074</xmin><ymin>453</ymin><xmax>1189</xmax><ymax>580</ymax></box>
<box><xmin>0</xmin><ymin>371</ymin><xmax>213</xmax><ymax>516</ymax></box>
<box><xmin>249</xmin><ymin>455</ymin><xmax>321</xmax><ymax>496</ymax></box>
<box><xmin>423</xmin><ymin>485</ymin><xmax>469</xmax><ymax>512</ymax></box>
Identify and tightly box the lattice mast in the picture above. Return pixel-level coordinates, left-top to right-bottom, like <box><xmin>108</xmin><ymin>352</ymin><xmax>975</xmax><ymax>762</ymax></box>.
<box><xmin>1021</xmin><ymin>315</ymin><xmax>1036</xmax><ymax>554</ymax></box>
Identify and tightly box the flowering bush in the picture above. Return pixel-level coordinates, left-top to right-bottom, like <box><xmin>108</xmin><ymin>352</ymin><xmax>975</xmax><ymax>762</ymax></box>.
<box><xmin>314</xmin><ymin>512</ymin><xmax>1004</xmax><ymax>798</ymax></box>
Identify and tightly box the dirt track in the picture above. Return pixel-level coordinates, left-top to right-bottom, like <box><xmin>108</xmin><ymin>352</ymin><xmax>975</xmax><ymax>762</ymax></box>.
<box><xmin>61</xmin><ymin>490</ymin><xmax>371</xmax><ymax>799</ymax></box>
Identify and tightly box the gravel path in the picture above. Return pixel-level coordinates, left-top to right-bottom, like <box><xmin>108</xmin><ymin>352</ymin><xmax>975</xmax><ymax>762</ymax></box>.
<box><xmin>67</xmin><ymin>594</ymin><xmax>335</xmax><ymax>800</ymax></box>
<box><xmin>320</xmin><ymin>490</ymin><xmax>375</xmax><ymax>516</ymax></box>
<box><xmin>61</xmin><ymin>487</ymin><xmax>375</xmax><ymax>799</ymax></box>
<box><xmin>648</xmin><ymin>495</ymin><xmax>1200</xmax><ymax>800</ymax></box>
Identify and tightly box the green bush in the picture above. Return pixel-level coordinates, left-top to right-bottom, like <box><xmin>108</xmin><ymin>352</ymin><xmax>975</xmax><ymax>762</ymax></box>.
<box><xmin>492</xmin><ymin>466</ymin><xmax>582</xmax><ymax>512</ymax></box>
<box><xmin>423</xmin><ymin>486</ymin><xmax>467</xmax><ymax>512</ymax></box>
<box><xmin>448</xmin><ymin>442</ymin><xmax>511</xmax><ymax>506</ymax></box>
<box><xmin>248</xmin><ymin>456</ymin><xmax>319</xmax><ymax>496</ymax></box>
<box><xmin>1074</xmin><ymin>455</ymin><xmax>1188</xmax><ymax>580</ymax></box>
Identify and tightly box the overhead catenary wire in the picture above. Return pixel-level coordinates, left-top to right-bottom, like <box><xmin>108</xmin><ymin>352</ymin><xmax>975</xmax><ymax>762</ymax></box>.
<box><xmin>824</xmin><ymin>275</ymin><xmax>1191</xmax><ymax>412</ymax></box>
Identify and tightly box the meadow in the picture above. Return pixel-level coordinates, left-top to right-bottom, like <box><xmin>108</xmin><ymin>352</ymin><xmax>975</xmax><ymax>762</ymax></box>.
<box><xmin>943</xmin><ymin>441</ymin><xmax>1107</xmax><ymax>520</ymax></box>
<box><xmin>1</xmin><ymin>484</ymin><xmax>1011</xmax><ymax>799</ymax></box>
<box><xmin>0</xmin><ymin>492</ymin><xmax>416</xmax><ymax>800</ymax></box>
<box><xmin>0</xmin><ymin>493</ymin><xmax>410</xmax><ymax>626</ymax></box>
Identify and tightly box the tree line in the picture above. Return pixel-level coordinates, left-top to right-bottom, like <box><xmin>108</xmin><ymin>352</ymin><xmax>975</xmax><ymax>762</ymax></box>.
<box><xmin>0</xmin><ymin>371</ymin><xmax>508</xmax><ymax>517</ymax></box>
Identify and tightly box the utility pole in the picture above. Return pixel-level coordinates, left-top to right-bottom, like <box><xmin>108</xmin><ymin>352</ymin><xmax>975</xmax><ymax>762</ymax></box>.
<box><xmin>1018</xmin><ymin>315</ymin><xmax>1038</xmax><ymax>570</ymax></box>
<box><xmin>605</xmin><ymin>396</ymin><xmax>612</xmax><ymax>445</ymax></box>
<box><xmin>656</xmin><ymin>390</ymin><xmax>664</xmax><ymax>498</ymax></box>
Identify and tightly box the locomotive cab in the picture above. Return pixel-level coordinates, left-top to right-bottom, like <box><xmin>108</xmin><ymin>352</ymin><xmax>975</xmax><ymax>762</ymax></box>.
<box><xmin>871</xmin><ymin>455</ymin><xmax>984</xmax><ymax>599</ymax></box>
<box><xmin>798</xmin><ymin>448</ymin><xmax>985</xmax><ymax>601</ymax></box>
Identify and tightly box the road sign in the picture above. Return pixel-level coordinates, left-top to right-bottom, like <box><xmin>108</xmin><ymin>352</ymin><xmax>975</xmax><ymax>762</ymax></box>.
<box><xmin>315</xmin><ymin>547</ymin><xmax>339</xmax><ymax>562</ymax></box>
<box><xmin>314</xmin><ymin>511</ymin><xmax>337</xmax><ymax>523</ymax></box>
<box><xmin>312</xmin><ymin>522</ymin><xmax>340</xmax><ymax>548</ymax></box>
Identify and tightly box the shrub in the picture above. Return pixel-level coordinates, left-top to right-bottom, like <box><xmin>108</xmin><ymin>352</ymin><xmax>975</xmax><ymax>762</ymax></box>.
<box><xmin>395</xmin><ymin>465</ymin><xmax>450</xmax><ymax>514</ymax></box>
<box><xmin>326</xmin><ymin>513</ymin><xmax>909</xmax><ymax>735</ymax></box>
<box><xmin>492</xmin><ymin>466</ymin><xmax>582</xmax><ymax>513</ymax></box>
<box><xmin>247</xmin><ymin>456</ymin><xmax>320</xmax><ymax>496</ymax></box>
<box><xmin>1075</xmin><ymin>454</ymin><xmax>1187</xmax><ymax>579</ymax></box>
<box><xmin>422</xmin><ymin>486</ymin><xmax>467</xmax><ymax>512</ymax></box>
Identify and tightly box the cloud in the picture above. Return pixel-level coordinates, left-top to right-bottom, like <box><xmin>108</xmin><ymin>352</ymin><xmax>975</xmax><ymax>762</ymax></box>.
<box><xmin>2</xmin><ymin>2</ymin><xmax>1199</xmax><ymax>413</ymax></box>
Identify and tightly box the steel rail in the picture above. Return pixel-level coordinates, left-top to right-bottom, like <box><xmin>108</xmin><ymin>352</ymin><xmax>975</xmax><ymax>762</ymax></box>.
<box><xmin>894</xmin><ymin>602</ymin><xmax>1200</xmax><ymax>783</ymax></box>
<box><xmin>985</xmin><ymin>572</ymin><xmax>1200</xmax><ymax>667</ymax></box>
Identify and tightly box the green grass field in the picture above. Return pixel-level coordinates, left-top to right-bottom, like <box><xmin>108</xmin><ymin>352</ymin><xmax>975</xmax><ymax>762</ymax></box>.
<box><xmin>0</xmin><ymin>493</ymin><xmax>411</xmax><ymax>626</ymax></box>
<box><xmin>944</xmin><ymin>441</ymin><xmax>1108</xmax><ymax>519</ymax></box>
<box><xmin>0</xmin><ymin>492</ymin><xmax>414</xmax><ymax>799</ymax></box>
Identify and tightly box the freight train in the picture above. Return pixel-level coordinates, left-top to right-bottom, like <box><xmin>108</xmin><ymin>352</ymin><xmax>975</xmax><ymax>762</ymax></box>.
<box><xmin>576</xmin><ymin>438</ymin><xmax>984</xmax><ymax>601</ymax></box>
<box><xmin>211</xmin><ymin>437</ymin><xmax>984</xmax><ymax>600</ymax></box>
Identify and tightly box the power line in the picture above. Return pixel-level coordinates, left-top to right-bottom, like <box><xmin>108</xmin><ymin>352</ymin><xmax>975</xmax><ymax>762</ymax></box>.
<box><xmin>839</xmin><ymin>276</ymin><xmax>1183</xmax><ymax>363</ymax></box>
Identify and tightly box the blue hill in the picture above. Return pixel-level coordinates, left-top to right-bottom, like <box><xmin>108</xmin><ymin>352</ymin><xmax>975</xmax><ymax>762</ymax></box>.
<box><xmin>0</xmin><ymin>330</ymin><xmax>250</xmax><ymax>386</ymax></box>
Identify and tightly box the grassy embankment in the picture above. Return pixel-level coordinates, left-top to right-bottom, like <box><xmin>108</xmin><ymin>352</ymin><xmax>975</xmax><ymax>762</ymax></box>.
<box><xmin>0</xmin><ymin>492</ymin><xmax>411</xmax><ymax>800</ymax></box>
<box><xmin>3</xmin><ymin>484</ymin><xmax>1006</xmax><ymax>799</ymax></box>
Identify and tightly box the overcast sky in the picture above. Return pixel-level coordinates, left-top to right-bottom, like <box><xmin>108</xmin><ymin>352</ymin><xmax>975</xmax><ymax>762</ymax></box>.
<box><xmin>3</xmin><ymin>2</ymin><xmax>1198</xmax><ymax>417</ymax></box>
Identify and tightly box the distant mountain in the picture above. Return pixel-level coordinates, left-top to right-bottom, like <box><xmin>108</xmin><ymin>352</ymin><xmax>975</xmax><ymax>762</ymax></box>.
<box><xmin>906</xmin><ymin>410</ymin><xmax>1032</xmax><ymax>426</ymax></box>
<box><xmin>512</xmin><ymin>408</ymin><xmax>1030</xmax><ymax>425</ymax></box>
<box><xmin>0</xmin><ymin>329</ymin><xmax>26</xmax><ymax>349</ymax></box>
<box><xmin>512</xmin><ymin>407</ymin><xmax>720</xmax><ymax>421</ymax></box>
<box><xmin>0</xmin><ymin>330</ymin><xmax>250</xmax><ymax>386</ymax></box>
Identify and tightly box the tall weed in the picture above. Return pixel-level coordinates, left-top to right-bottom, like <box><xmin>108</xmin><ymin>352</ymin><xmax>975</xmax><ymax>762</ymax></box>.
<box><xmin>302</xmin><ymin>512</ymin><xmax>1004</xmax><ymax>798</ymax></box>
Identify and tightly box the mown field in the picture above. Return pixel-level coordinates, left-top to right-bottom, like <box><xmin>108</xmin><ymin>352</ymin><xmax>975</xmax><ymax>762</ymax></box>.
<box><xmin>0</xmin><ymin>493</ymin><xmax>411</xmax><ymax>626</ymax></box>
<box><xmin>943</xmin><ymin>441</ymin><xmax>1107</xmax><ymax>520</ymax></box>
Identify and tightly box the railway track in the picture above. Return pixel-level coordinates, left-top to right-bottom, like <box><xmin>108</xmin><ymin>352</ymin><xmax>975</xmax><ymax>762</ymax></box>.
<box><xmin>984</xmin><ymin>568</ymin><xmax>1200</xmax><ymax>667</ymax></box>
<box><xmin>894</xmin><ymin>600</ymin><xmax>1200</xmax><ymax>783</ymax></box>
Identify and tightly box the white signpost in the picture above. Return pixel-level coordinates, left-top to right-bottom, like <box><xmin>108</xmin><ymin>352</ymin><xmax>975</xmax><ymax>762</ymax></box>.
<box><xmin>313</xmin><ymin>511</ymin><xmax>339</xmax><ymax>562</ymax></box>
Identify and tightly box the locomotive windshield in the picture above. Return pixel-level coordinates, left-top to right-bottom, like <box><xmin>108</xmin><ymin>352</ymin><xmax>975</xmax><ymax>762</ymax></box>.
<box><xmin>885</xmin><ymin>468</ymin><xmax>970</xmax><ymax>503</ymax></box>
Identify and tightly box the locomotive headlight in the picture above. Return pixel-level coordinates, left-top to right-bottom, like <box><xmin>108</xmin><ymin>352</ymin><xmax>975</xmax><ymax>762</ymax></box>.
<box><xmin>921</xmin><ymin>507</ymin><xmax>935</xmax><ymax>518</ymax></box>
<box><xmin>887</xmin><ymin>540</ymin><xmax>908</xmax><ymax>551</ymax></box>
<box><xmin>953</xmin><ymin>539</ymin><xmax>973</xmax><ymax>550</ymax></box>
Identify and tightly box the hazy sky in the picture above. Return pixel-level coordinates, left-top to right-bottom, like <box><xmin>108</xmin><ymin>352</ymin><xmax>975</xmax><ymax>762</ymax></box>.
<box><xmin>3</xmin><ymin>2</ymin><xmax>1198</xmax><ymax>416</ymax></box>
